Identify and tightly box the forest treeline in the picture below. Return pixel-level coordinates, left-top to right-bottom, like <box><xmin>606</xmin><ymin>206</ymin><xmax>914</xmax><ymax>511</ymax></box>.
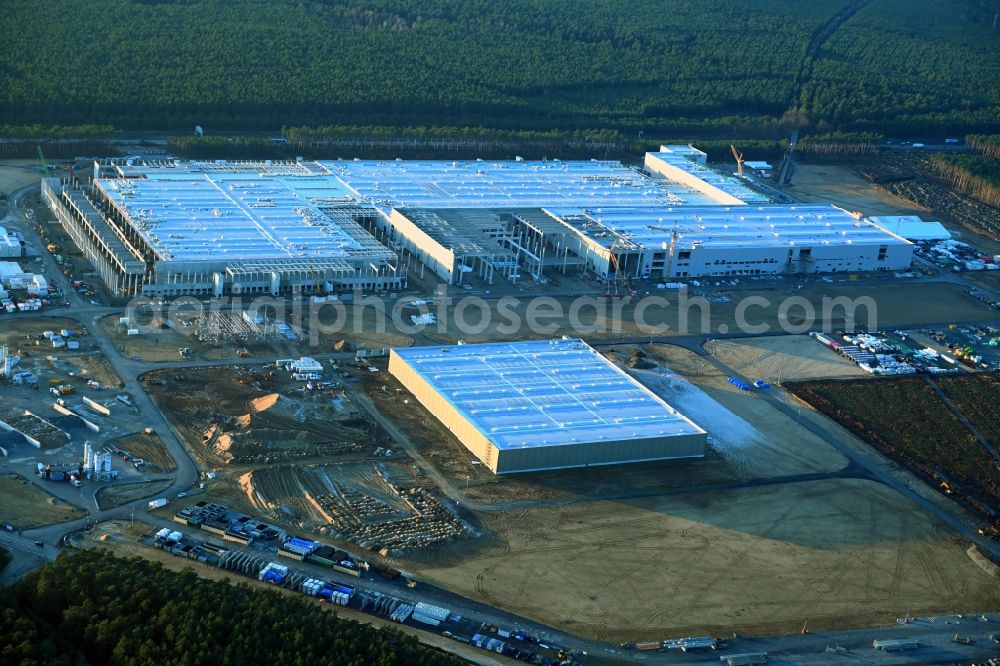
<box><xmin>0</xmin><ymin>0</ymin><xmax>997</xmax><ymax>136</ymax></box>
<box><xmin>967</xmin><ymin>135</ymin><xmax>1000</xmax><ymax>159</ymax></box>
<box><xmin>0</xmin><ymin>549</ymin><xmax>461</xmax><ymax>666</ymax></box>
<box><xmin>933</xmin><ymin>153</ymin><xmax>1000</xmax><ymax>209</ymax></box>
<box><xmin>0</xmin><ymin>125</ymin><xmax>117</xmax><ymax>139</ymax></box>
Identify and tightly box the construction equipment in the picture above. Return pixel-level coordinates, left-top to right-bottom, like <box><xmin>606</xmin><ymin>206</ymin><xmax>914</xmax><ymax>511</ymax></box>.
<box><xmin>730</xmin><ymin>145</ymin><xmax>744</xmax><ymax>178</ymax></box>
<box><xmin>36</xmin><ymin>146</ymin><xmax>52</xmax><ymax>172</ymax></box>
<box><xmin>605</xmin><ymin>252</ymin><xmax>622</xmax><ymax>297</ymax></box>
<box><xmin>777</xmin><ymin>128</ymin><xmax>799</xmax><ymax>185</ymax></box>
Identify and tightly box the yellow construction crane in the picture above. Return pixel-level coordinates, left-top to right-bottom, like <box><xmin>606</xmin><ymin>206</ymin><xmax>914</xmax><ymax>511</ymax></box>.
<box><xmin>730</xmin><ymin>144</ymin><xmax>744</xmax><ymax>178</ymax></box>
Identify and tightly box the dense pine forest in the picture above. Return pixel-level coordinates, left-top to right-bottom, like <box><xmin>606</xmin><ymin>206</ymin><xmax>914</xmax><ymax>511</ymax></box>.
<box><xmin>0</xmin><ymin>0</ymin><xmax>997</xmax><ymax>135</ymax></box>
<box><xmin>0</xmin><ymin>549</ymin><xmax>460</xmax><ymax>666</ymax></box>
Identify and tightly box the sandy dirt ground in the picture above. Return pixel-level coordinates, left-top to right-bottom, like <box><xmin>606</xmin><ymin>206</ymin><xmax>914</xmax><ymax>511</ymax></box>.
<box><xmin>705</xmin><ymin>335</ymin><xmax>864</xmax><ymax>381</ymax></box>
<box><xmin>144</xmin><ymin>367</ymin><xmax>371</xmax><ymax>466</ymax></box>
<box><xmin>0</xmin><ymin>473</ymin><xmax>85</xmax><ymax>528</ymax></box>
<box><xmin>0</xmin><ymin>317</ymin><xmax>86</xmax><ymax>351</ymax></box>
<box><xmin>104</xmin><ymin>306</ymin><xmax>414</xmax><ymax>363</ymax></box>
<box><xmin>631</xmin><ymin>345</ymin><xmax>848</xmax><ymax>479</ymax></box>
<box><xmin>96</xmin><ymin>478</ymin><xmax>174</xmax><ymax>510</ymax></box>
<box><xmin>778</xmin><ymin>164</ymin><xmax>923</xmax><ymax>217</ymax></box>
<box><xmin>0</xmin><ymin>162</ymin><xmax>42</xmax><ymax>196</ymax></box>
<box><xmin>414</xmin><ymin>478</ymin><xmax>1000</xmax><ymax>642</ymax></box>
<box><xmin>55</xmin><ymin>353</ymin><xmax>124</xmax><ymax>388</ymax></box>
<box><xmin>413</xmin><ymin>281</ymin><xmax>993</xmax><ymax>345</ymax></box>
<box><xmin>108</xmin><ymin>432</ymin><xmax>176</xmax><ymax>473</ymax></box>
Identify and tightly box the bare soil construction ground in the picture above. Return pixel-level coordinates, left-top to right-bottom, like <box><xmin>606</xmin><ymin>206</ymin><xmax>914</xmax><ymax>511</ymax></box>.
<box><xmin>143</xmin><ymin>367</ymin><xmax>371</xmax><ymax>465</ymax></box>
<box><xmin>414</xmin><ymin>478</ymin><xmax>1000</xmax><ymax>642</ymax></box>
<box><xmin>705</xmin><ymin>335</ymin><xmax>864</xmax><ymax>381</ymax></box>
<box><xmin>54</xmin><ymin>353</ymin><xmax>123</xmax><ymax>389</ymax></box>
<box><xmin>414</xmin><ymin>282</ymin><xmax>993</xmax><ymax>346</ymax></box>
<box><xmin>379</xmin><ymin>339</ymin><xmax>998</xmax><ymax>640</ymax></box>
<box><xmin>0</xmin><ymin>316</ymin><xmax>86</xmax><ymax>351</ymax></box>
<box><xmin>0</xmin><ymin>162</ymin><xmax>41</xmax><ymax>195</ymax></box>
<box><xmin>778</xmin><ymin>163</ymin><xmax>922</xmax><ymax>216</ymax></box>
<box><xmin>0</xmin><ymin>473</ymin><xmax>84</xmax><ymax>528</ymax></box>
<box><xmin>107</xmin><ymin>432</ymin><xmax>176</xmax><ymax>473</ymax></box>
<box><xmin>96</xmin><ymin>478</ymin><xmax>173</xmax><ymax>510</ymax></box>
<box><xmin>786</xmin><ymin>375</ymin><xmax>1000</xmax><ymax>536</ymax></box>
<box><xmin>103</xmin><ymin>305</ymin><xmax>415</xmax><ymax>363</ymax></box>
<box><xmin>639</xmin><ymin>343</ymin><xmax>849</xmax><ymax>479</ymax></box>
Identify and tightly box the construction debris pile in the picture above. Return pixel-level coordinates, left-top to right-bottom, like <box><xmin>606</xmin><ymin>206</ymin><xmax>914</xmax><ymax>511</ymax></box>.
<box><xmin>240</xmin><ymin>462</ymin><xmax>473</xmax><ymax>555</ymax></box>
<box><xmin>321</xmin><ymin>485</ymin><xmax>471</xmax><ymax>554</ymax></box>
<box><xmin>201</xmin><ymin>391</ymin><xmax>366</xmax><ymax>463</ymax></box>
<box><xmin>194</xmin><ymin>311</ymin><xmax>276</xmax><ymax>344</ymax></box>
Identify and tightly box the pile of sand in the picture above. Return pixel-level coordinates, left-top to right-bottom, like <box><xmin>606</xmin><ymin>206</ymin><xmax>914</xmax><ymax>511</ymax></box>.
<box><xmin>250</xmin><ymin>393</ymin><xmax>280</xmax><ymax>413</ymax></box>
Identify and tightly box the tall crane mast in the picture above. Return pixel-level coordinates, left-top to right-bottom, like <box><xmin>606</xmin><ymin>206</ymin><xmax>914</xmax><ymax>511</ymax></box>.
<box><xmin>36</xmin><ymin>145</ymin><xmax>51</xmax><ymax>172</ymax></box>
<box><xmin>730</xmin><ymin>144</ymin><xmax>744</xmax><ymax>178</ymax></box>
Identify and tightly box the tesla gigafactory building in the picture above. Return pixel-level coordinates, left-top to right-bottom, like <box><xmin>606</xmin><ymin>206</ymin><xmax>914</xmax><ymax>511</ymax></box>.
<box><xmin>389</xmin><ymin>338</ymin><xmax>707</xmax><ymax>474</ymax></box>
<box><xmin>41</xmin><ymin>149</ymin><xmax>913</xmax><ymax>297</ymax></box>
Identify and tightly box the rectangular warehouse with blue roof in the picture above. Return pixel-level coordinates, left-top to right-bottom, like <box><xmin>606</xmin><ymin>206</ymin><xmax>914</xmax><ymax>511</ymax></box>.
<box><xmin>388</xmin><ymin>338</ymin><xmax>707</xmax><ymax>474</ymax></box>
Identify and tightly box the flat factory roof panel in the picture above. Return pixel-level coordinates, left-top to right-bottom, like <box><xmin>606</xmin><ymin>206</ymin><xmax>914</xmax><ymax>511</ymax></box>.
<box><xmin>646</xmin><ymin>150</ymin><xmax>771</xmax><ymax>204</ymax></box>
<box><xmin>317</xmin><ymin>159</ymin><xmax>686</xmax><ymax>210</ymax></box>
<box><xmin>393</xmin><ymin>338</ymin><xmax>705</xmax><ymax>450</ymax></box>
<box><xmin>544</xmin><ymin>204</ymin><xmax>913</xmax><ymax>251</ymax></box>
<box><xmin>95</xmin><ymin>172</ymin><xmax>367</xmax><ymax>262</ymax></box>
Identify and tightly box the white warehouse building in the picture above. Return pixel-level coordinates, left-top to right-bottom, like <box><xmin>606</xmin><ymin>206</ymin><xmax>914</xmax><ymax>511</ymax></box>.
<box><xmin>389</xmin><ymin>338</ymin><xmax>707</xmax><ymax>474</ymax></box>
<box><xmin>543</xmin><ymin>204</ymin><xmax>914</xmax><ymax>279</ymax></box>
<box><xmin>43</xmin><ymin>151</ymin><xmax>914</xmax><ymax>294</ymax></box>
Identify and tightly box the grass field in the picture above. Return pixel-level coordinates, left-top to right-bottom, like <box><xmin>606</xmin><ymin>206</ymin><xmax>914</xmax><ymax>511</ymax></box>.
<box><xmin>0</xmin><ymin>474</ymin><xmax>85</xmax><ymax>529</ymax></box>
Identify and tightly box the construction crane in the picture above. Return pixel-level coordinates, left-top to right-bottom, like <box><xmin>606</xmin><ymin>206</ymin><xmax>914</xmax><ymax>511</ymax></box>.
<box><xmin>730</xmin><ymin>144</ymin><xmax>744</xmax><ymax>178</ymax></box>
<box><xmin>604</xmin><ymin>252</ymin><xmax>622</xmax><ymax>297</ymax></box>
<box><xmin>36</xmin><ymin>145</ymin><xmax>53</xmax><ymax>172</ymax></box>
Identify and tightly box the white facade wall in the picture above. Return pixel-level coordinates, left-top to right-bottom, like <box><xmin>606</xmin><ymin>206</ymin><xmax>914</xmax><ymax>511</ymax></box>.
<box><xmin>386</xmin><ymin>209</ymin><xmax>457</xmax><ymax>284</ymax></box>
<box><xmin>653</xmin><ymin>241</ymin><xmax>913</xmax><ymax>278</ymax></box>
<box><xmin>644</xmin><ymin>153</ymin><xmax>747</xmax><ymax>206</ymax></box>
<box><xmin>0</xmin><ymin>227</ymin><xmax>21</xmax><ymax>258</ymax></box>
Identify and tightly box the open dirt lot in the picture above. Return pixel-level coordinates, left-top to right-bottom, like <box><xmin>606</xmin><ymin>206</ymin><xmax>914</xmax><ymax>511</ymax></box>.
<box><xmin>96</xmin><ymin>478</ymin><xmax>173</xmax><ymax>510</ymax></box>
<box><xmin>108</xmin><ymin>432</ymin><xmax>176</xmax><ymax>473</ymax></box>
<box><xmin>778</xmin><ymin>163</ymin><xmax>923</xmax><ymax>217</ymax></box>
<box><xmin>0</xmin><ymin>162</ymin><xmax>41</xmax><ymax>196</ymax></box>
<box><xmin>54</xmin><ymin>353</ymin><xmax>123</xmax><ymax>388</ymax></box>
<box><xmin>706</xmin><ymin>335</ymin><xmax>864</xmax><ymax>381</ymax></box>
<box><xmin>0</xmin><ymin>473</ymin><xmax>85</xmax><ymax>528</ymax></box>
<box><xmin>412</xmin><ymin>281</ymin><xmax>994</xmax><ymax>346</ymax></box>
<box><xmin>414</xmin><ymin>478</ymin><xmax>1000</xmax><ymax>642</ymax></box>
<box><xmin>0</xmin><ymin>316</ymin><xmax>86</xmax><ymax>351</ymax></box>
<box><xmin>105</xmin><ymin>305</ymin><xmax>415</xmax><ymax>363</ymax></box>
<box><xmin>637</xmin><ymin>343</ymin><xmax>849</xmax><ymax>479</ymax></box>
<box><xmin>144</xmin><ymin>366</ymin><xmax>372</xmax><ymax>466</ymax></box>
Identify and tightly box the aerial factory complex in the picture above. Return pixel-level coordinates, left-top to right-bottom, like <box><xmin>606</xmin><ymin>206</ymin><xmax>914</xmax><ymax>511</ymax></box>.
<box><xmin>389</xmin><ymin>338</ymin><xmax>707</xmax><ymax>474</ymax></box>
<box><xmin>41</xmin><ymin>146</ymin><xmax>914</xmax><ymax>297</ymax></box>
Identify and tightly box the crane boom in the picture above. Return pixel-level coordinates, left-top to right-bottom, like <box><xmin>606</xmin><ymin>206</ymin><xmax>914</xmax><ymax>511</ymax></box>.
<box><xmin>730</xmin><ymin>144</ymin><xmax>744</xmax><ymax>178</ymax></box>
<box><xmin>36</xmin><ymin>145</ymin><xmax>50</xmax><ymax>172</ymax></box>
